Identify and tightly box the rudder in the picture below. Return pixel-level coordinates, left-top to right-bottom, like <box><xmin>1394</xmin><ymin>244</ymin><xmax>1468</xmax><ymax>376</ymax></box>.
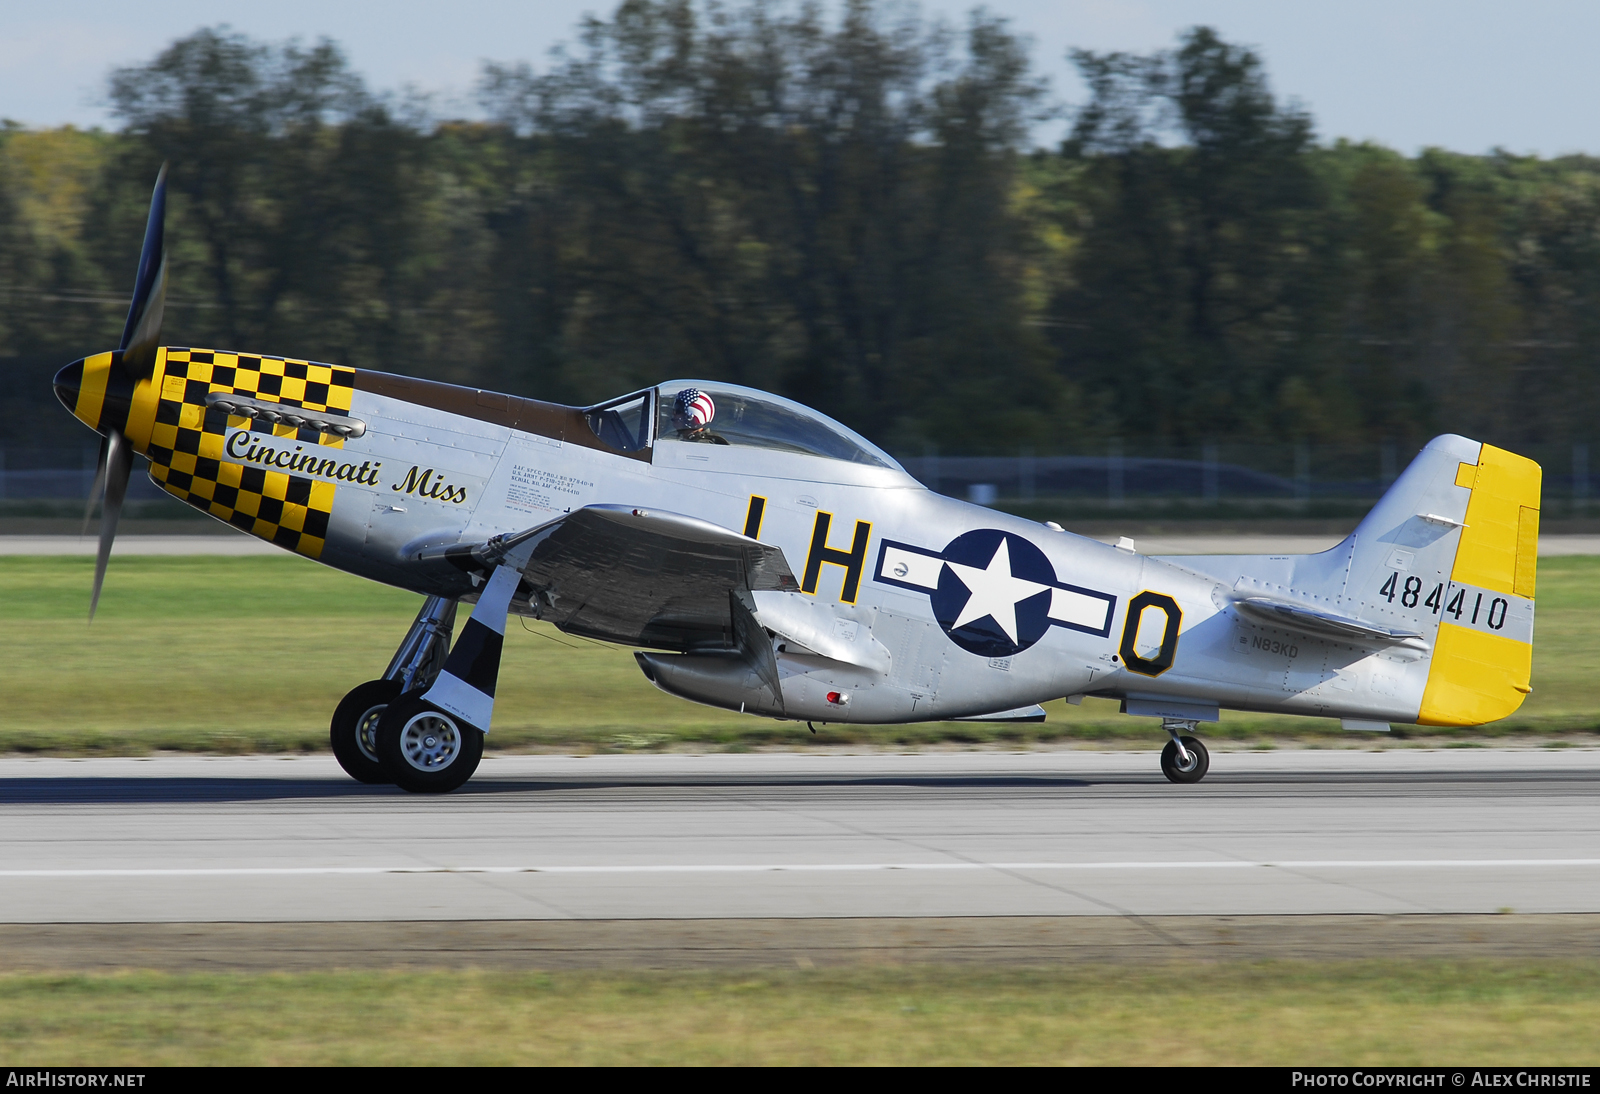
<box><xmin>1417</xmin><ymin>444</ymin><xmax>1541</xmax><ymax>725</ymax></box>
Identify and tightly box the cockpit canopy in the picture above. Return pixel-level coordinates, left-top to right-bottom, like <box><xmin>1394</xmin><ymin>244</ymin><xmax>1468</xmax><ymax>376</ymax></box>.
<box><xmin>584</xmin><ymin>380</ymin><xmax>900</xmax><ymax>470</ymax></box>
<box><xmin>584</xmin><ymin>390</ymin><xmax>653</xmax><ymax>453</ymax></box>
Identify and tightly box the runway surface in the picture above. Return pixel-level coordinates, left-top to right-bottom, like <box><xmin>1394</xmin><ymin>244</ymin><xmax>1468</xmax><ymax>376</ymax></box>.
<box><xmin>5</xmin><ymin>533</ymin><xmax>1600</xmax><ymax>555</ymax></box>
<box><xmin>1</xmin><ymin>750</ymin><xmax>1596</xmax><ymax>924</ymax></box>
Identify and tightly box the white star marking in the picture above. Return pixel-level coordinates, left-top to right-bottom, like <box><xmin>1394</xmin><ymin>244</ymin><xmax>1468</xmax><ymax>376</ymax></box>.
<box><xmin>943</xmin><ymin>538</ymin><xmax>1050</xmax><ymax>643</ymax></box>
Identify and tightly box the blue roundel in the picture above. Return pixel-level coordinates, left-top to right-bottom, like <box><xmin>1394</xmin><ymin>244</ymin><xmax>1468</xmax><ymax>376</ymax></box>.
<box><xmin>931</xmin><ymin>529</ymin><xmax>1057</xmax><ymax>657</ymax></box>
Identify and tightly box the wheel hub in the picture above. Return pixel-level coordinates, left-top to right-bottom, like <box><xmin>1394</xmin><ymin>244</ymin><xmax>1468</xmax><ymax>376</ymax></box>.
<box><xmin>399</xmin><ymin>710</ymin><xmax>462</xmax><ymax>772</ymax></box>
<box><xmin>355</xmin><ymin>704</ymin><xmax>387</xmax><ymax>764</ymax></box>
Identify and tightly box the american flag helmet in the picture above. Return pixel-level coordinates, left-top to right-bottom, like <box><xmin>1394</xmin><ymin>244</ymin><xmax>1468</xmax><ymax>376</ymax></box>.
<box><xmin>672</xmin><ymin>388</ymin><xmax>715</xmax><ymax>429</ymax></box>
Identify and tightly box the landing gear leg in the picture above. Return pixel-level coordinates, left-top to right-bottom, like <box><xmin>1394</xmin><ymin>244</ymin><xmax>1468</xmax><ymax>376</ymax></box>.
<box><xmin>330</xmin><ymin>596</ymin><xmax>458</xmax><ymax>784</ymax></box>
<box><xmin>382</xmin><ymin>595</ymin><xmax>461</xmax><ymax>694</ymax></box>
<box><xmin>1159</xmin><ymin>719</ymin><xmax>1210</xmax><ymax>784</ymax></box>
<box><xmin>377</xmin><ymin>562</ymin><xmax>528</xmax><ymax>794</ymax></box>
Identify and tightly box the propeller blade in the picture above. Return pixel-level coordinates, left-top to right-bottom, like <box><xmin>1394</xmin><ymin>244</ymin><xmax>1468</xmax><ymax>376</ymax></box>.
<box><xmin>88</xmin><ymin>429</ymin><xmax>133</xmax><ymax>622</ymax></box>
<box><xmin>81</xmin><ymin>433</ymin><xmax>109</xmax><ymax>537</ymax></box>
<box><xmin>86</xmin><ymin>164</ymin><xmax>167</xmax><ymax>615</ymax></box>
<box><xmin>118</xmin><ymin>163</ymin><xmax>169</xmax><ymax>378</ymax></box>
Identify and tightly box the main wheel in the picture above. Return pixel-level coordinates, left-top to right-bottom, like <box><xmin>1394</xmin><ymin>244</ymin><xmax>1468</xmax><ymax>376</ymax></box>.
<box><xmin>330</xmin><ymin>679</ymin><xmax>403</xmax><ymax>785</ymax></box>
<box><xmin>1160</xmin><ymin>735</ymin><xmax>1210</xmax><ymax>784</ymax></box>
<box><xmin>375</xmin><ymin>691</ymin><xmax>484</xmax><ymax>794</ymax></box>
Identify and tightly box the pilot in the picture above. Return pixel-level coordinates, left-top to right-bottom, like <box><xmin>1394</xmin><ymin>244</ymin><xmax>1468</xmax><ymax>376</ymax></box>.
<box><xmin>671</xmin><ymin>388</ymin><xmax>729</xmax><ymax>444</ymax></box>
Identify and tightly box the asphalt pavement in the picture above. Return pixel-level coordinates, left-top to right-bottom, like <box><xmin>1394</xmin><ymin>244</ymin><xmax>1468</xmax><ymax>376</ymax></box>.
<box><xmin>2</xmin><ymin>750</ymin><xmax>1595</xmax><ymax>924</ymax></box>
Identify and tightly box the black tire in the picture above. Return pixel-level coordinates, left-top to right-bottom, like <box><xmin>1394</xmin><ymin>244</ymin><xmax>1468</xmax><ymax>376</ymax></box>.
<box><xmin>1160</xmin><ymin>735</ymin><xmax>1210</xmax><ymax>784</ymax></box>
<box><xmin>376</xmin><ymin>690</ymin><xmax>484</xmax><ymax>794</ymax></box>
<box><xmin>330</xmin><ymin>678</ymin><xmax>403</xmax><ymax>785</ymax></box>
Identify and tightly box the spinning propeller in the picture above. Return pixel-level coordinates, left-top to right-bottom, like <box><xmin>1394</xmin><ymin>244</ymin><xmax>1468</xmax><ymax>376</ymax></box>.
<box><xmin>83</xmin><ymin>164</ymin><xmax>168</xmax><ymax>619</ymax></box>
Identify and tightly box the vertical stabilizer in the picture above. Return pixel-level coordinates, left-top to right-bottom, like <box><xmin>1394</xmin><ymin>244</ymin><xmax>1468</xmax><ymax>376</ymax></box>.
<box><xmin>1154</xmin><ymin>434</ymin><xmax>1540</xmax><ymax>727</ymax></box>
<box><xmin>1416</xmin><ymin>444</ymin><xmax>1540</xmax><ymax>725</ymax></box>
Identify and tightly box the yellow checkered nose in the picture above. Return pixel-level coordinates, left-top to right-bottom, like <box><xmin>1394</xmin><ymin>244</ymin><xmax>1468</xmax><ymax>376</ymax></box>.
<box><xmin>138</xmin><ymin>348</ymin><xmax>356</xmax><ymax>560</ymax></box>
<box><xmin>53</xmin><ymin>352</ymin><xmax>136</xmax><ymax>438</ymax></box>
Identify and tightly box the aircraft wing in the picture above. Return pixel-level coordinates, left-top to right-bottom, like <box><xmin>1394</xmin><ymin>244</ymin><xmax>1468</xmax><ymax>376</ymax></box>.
<box><xmin>440</xmin><ymin>504</ymin><xmax>800</xmax><ymax>651</ymax></box>
<box><xmin>1231</xmin><ymin>596</ymin><xmax>1424</xmax><ymax>646</ymax></box>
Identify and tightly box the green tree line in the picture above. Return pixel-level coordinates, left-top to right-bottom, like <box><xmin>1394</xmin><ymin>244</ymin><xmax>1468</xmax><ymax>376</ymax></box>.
<box><xmin>3</xmin><ymin>0</ymin><xmax>1599</xmax><ymax>455</ymax></box>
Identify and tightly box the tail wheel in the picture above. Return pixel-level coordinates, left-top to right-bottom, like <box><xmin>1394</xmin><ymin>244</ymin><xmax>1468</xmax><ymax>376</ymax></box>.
<box><xmin>1160</xmin><ymin>735</ymin><xmax>1210</xmax><ymax>784</ymax></box>
<box><xmin>330</xmin><ymin>678</ymin><xmax>403</xmax><ymax>785</ymax></box>
<box><xmin>376</xmin><ymin>691</ymin><xmax>484</xmax><ymax>794</ymax></box>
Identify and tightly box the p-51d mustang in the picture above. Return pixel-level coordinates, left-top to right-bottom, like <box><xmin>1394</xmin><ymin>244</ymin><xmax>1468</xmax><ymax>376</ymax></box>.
<box><xmin>55</xmin><ymin>169</ymin><xmax>1542</xmax><ymax>792</ymax></box>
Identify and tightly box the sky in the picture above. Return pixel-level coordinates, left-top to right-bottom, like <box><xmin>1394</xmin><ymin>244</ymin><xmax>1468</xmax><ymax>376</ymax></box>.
<box><xmin>6</xmin><ymin>0</ymin><xmax>1600</xmax><ymax>157</ymax></box>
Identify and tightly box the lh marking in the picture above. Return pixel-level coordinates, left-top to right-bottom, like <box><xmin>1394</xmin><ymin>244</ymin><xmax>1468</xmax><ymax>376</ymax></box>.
<box><xmin>802</xmin><ymin>511</ymin><xmax>870</xmax><ymax>603</ymax></box>
<box><xmin>875</xmin><ymin>529</ymin><xmax>1116</xmax><ymax>657</ymax></box>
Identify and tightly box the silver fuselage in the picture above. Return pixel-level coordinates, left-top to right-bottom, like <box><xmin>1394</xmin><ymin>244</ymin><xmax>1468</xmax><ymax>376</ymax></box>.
<box><xmin>58</xmin><ymin>348</ymin><xmax>1502</xmax><ymax>729</ymax></box>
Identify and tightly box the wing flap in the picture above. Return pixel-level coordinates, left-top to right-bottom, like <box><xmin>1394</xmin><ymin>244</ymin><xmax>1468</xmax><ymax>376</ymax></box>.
<box><xmin>750</xmin><ymin>590</ymin><xmax>892</xmax><ymax>674</ymax></box>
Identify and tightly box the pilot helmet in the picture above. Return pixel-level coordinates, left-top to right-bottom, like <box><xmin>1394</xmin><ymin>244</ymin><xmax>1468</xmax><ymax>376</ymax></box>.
<box><xmin>672</xmin><ymin>388</ymin><xmax>715</xmax><ymax>431</ymax></box>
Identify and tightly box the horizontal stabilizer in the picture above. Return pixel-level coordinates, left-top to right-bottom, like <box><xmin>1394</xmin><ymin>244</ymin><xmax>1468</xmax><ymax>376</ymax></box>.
<box><xmin>1232</xmin><ymin>596</ymin><xmax>1424</xmax><ymax>646</ymax></box>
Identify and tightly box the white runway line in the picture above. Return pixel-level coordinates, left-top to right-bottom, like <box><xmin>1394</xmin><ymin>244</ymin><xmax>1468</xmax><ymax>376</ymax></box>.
<box><xmin>6</xmin><ymin>859</ymin><xmax>1600</xmax><ymax>878</ymax></box>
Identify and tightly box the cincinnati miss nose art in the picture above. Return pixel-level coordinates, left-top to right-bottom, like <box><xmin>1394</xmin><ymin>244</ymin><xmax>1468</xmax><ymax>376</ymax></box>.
<box><xmin>224</xmin><ymin>430</ymin><xmax>469</xmax><ymax>503</ymax></box>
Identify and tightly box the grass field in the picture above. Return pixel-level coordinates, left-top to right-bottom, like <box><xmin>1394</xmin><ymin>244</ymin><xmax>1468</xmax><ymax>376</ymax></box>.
<box><xmin>0</xmin><ymin>554</ymin><xmax>1596</xmax><ymax>755</ymax></box>
<box><xmin>2</xmin><ymin>961</ymin><xmax>1597</xmax><ymax>1065</ymax></box>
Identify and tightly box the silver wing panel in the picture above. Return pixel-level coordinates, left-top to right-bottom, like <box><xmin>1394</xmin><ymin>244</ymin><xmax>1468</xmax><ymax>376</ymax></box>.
<box><xmin>476</xmin><ymin>504</ymin><xmax>800</xmax><ymax>651</ymax></box>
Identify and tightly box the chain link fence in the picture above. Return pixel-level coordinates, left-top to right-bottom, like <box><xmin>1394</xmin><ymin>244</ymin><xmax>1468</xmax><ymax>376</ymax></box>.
<box><xmin>897</xmin><ymin>442</ymin><xmax>1595</xmax><ymax>519</ymax></box>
